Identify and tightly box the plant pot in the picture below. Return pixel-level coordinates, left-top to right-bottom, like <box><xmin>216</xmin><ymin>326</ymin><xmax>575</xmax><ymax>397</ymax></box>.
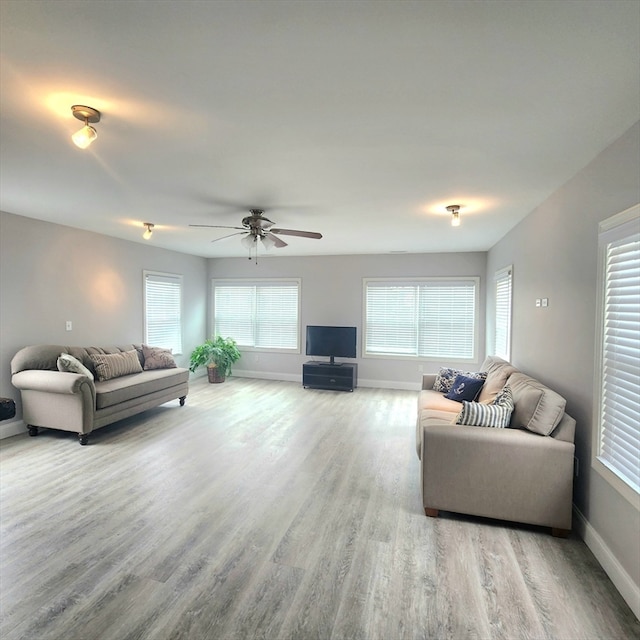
<box><xmin>207</xmin><ymin>365</ymin><xmax>225</xmax><ymax>383</ymax></box>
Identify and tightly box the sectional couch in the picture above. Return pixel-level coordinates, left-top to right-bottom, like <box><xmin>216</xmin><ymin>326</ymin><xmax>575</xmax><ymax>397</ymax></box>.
<box><xmin>11</xmin><ymin>344</ymin><xmax>189</xmax><ymax>445</ymax></box>
<box><xmin>416</xmin><ymin>356</ymin><xmax>576</xmax><ymax>535</ymax></box>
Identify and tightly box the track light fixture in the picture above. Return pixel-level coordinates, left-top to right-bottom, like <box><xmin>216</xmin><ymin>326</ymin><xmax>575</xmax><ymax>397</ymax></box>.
<box><xmin>143</xmin><ymin>222</ymin><xmax>154</xmax><ymax>240</ymax></box>
<box><xmin>446</xmin><ymin>205</ymin><xmax>461</xmax><ymax>227</ymax></box>
<box><xmin>71</xmin><ymin>105</ymin><xmax>100</xmax><ymax>149</ymax></box>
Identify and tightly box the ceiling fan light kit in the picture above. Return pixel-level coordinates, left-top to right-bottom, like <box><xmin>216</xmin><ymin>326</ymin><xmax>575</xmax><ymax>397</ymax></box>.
<box><xmin>71</xmin><ymin>105</ymin><xmax>101</xmax><ymax>149</ymax></box>
<box><xmin>446</xmin><ymin>204</ymin><xmax>461</xmax><ymax>227</ymax></box>
<box><xmin>189</xmin><ymin>208</ymin><xmax>323</xmax><ymax>261</ymax></box>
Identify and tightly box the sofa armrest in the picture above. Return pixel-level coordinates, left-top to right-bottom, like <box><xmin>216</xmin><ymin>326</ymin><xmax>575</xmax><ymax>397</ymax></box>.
<box><xmin>422</xmin><ymin>373</ymin><xmax>437</xmax><ymax>390</ymax></box>
<box><xmin>421</xmin><ymin>423</ymin><xmax>575</xmax><ymax>530</ymax></box>
<box><xmin>12</xmin><ymin>370</ymin><xmax>95</xmax><ymax>395</ymax></box>
<box><xmin>12</xmin><ymin>370</ymin><xmax>96</xmax><ymax>434</ymax></box>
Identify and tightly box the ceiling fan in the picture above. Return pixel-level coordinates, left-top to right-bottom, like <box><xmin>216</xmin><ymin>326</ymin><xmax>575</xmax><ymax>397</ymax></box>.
<box><xmin>189</xmin><ymin>209</ymin><xmax>322</xmax><ymax>250</ymax></box>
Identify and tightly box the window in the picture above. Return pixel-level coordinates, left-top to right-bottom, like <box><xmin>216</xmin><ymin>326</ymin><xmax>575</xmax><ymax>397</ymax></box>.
<box><xmin>494</xmin><ymin>266</ymin><xmax>513</xmax><ymax>360</ymax></box>
<box><xmin>593</xmin><ymin>204</ymin><xmax>640</xmax><ymax>506</ymax></box>
<box><xmin>363</xmin><ymin>278</ymin><xmax>479</xmax><ymax>361</ymax></box>
<box><xmin>212</xmin><ymin>279</ymin><xmax>300</xmax><ymax>351</ymax></box>
<box><xmin>143</xmin><ymin>271</ymin><xmax>183</xmax><ymax>354</ymax></box>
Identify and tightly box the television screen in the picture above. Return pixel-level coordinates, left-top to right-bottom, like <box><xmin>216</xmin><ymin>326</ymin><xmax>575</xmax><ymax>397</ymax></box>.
<box><xmin>306</xmin><ymin>325</ymin><xmax>357</xmax><ymax>361</ymax></box>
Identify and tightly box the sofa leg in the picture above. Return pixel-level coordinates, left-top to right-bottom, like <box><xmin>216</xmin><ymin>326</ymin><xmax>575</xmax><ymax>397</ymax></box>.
<box><xmin>78</xmin><ymin>433</ymin><xmax>89</xmax><ymax>446</ymax></box>
<box><xmin>179</xmin><ymin>396</ymin><xmax>186</xmax><ymax>406</ymax></box>
<box><xmin>27</xmin><ymin>425</ymin><xmax>39</xmax><ymax>437</ymax></box>
<box><xmin>424</xmin><ymin>507</ymin><xmax>439</xmax><ymax>518</ymax></box>
<box><xmin>551</xmin><ymin>527</ymin><xmax>570</xmax><ymax>538</ymax></box>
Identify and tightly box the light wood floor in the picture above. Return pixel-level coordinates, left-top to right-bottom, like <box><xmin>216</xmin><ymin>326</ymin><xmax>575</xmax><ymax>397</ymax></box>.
<box><xmin>1</xmin><ymin>377</ymin><xmax>638</xmax><ymax>640</ymax></box>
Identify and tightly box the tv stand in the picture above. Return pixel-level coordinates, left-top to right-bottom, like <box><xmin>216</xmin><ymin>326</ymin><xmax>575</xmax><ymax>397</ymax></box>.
<box><xmin>303</xmin><ymin>361</ymin><xmax>357</xmax><ymax>392</ymax></box>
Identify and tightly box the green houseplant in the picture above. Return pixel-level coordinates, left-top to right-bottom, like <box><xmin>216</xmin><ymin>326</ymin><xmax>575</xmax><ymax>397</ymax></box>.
<box><xmin>189</xmin><ymin>336</ymin><xmax>241</xmax><ymax>383</ymax></box>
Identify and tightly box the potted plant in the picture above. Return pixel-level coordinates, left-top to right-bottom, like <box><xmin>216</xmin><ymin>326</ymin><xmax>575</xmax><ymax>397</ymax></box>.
<box><xmin>189</xmin><ymin>336</ymin><xmax>241</xmax><ymax>383</ymax></box>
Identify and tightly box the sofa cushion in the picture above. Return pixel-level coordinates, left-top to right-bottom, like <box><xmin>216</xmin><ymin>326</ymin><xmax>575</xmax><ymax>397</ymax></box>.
<box><xmin>57</xmin><ymin>353</ymin><xmax>94</xmax><ymax>380</ymax></box>
<box><xmin>95</xmin><ymin>367</ymin><xmax>190</xmax><ymax>409</ymax></box>
<box><xmin>477</xmin><ymin>356</ymin><xmax>519</xmax><ymax>403</ymax></box>
<box><xmin>507</xmin><ymin>372</ymin><xmax>566</xmax><ymax>435</ymax></box>
<box><xmin>457</xmin><ymin>384</ymin><xmax>514</xmax><ymax>428</ymax></box>
<box><xmin>142</xmin><ymin>345</ymin><xmax>177</xmax><ymax>370</ymax></box>
<box><xmin>444</xmin><ymin>374</ymin><xmax>485</xmax><ymax>402</ymax></box>
<box><xmin>90</xmin><ymin>350</ymin><xmax>143</xmax><ymax>382</ymax></box>
<box><xmin>433</xmin><ymin>367</ymin><xmax>487</xmax><ymax>392</ymax></box>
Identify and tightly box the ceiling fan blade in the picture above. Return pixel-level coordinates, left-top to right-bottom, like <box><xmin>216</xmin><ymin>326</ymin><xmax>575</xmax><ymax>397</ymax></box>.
<box><xmin>189</xmin><ymin>224</ymin><xmax>246</xmax><ymax>230</ymax></box>
<box><xmin>270</xmin><ymin>228</ymin><xmax>322</xmax><ymax>239</ymax></box>
<box><xmin>267</xmin><ymin>232</ymin><xmax>288</xmax><ymax>248</ymax></box>
<box><xmin>210</xmin><ymin>232</ymin><xmax>247</xmax><ymax>243</ymax></box>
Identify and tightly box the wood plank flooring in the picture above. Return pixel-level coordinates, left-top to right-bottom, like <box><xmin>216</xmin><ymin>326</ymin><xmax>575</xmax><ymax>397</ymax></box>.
<box><xmin>1</xmin><ymin>377</ymin><xmax>638</xmax><ymax>640</ymax></box>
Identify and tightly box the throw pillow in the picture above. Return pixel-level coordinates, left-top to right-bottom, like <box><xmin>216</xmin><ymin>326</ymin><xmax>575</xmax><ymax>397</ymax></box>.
<box><xmin>142</xmin><ymin>344</ymin><xmax>177</xmax><ymax>370</ymax></box>
<box><xmin>433</xmin><ymin>367</ymin><xmax>486</xmax><ymax>393</ymax></box>
<box><xmin>456</xmin><ymin>385</ymin><xmax>515</xmax><ymax>428</ymax></box>
<box><xmin>507</xmin><ymin>373</ymin><xmax>566</xmax><ymax>435</ymax></box>
<box><xmin>57</xmin><ymin>352</ymin><xmax>94</xmax><ymax>380</ymax></box>
<box><xmin>90</xmin><ymin>349</ymin><xmax>143</xmax><ymax>382</ymax></box>
<box><xmin>456</xmin><ymin>385</ymin><xmax>513</xmax><ymax>429</ymax></box>
<box><xmin>444</xmin><ymin>374</ymin><xmax>485</xmax><ymax>402</ymax></box>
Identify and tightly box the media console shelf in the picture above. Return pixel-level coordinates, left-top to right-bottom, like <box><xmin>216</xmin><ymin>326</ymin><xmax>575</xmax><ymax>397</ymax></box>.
<box><xmin>302</xmin><ymin>361</ymin><xmax>357</xmax><ymax>392</ymax></box>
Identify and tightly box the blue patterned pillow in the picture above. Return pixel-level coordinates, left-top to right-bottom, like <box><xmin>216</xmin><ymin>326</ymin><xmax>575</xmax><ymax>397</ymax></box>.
<box><xmin>433</xmin><ymin>368</ymin><xmax>486</xmax><ymax>392</ymax></box>
<box><xmin>444</xmin><ymin>374</ymin><xmax>485</xmax><ymax>402</ymax></box>
<box><xmin>456</xmin><ymin>384</ymin><xmax>514</xmax><ymax>428</ymax></box>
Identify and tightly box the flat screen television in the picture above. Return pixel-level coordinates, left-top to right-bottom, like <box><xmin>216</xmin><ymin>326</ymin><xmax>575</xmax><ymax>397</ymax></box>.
<box><xmin>306</xmin><ymin>325</ymin><xmax>357</xmax><ymax>365</ymax></box>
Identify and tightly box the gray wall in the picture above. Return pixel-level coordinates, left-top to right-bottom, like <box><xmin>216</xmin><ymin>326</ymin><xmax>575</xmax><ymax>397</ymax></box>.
<box><xmin>209</xmin><ymin>252</ymin><xmax>487</xmax><ymax>388</ymax></box>
<box><xmin>486</xmin><ymin>121</ymin><xmax>640</xmax><ymax>608</ymax></box>
<box><xmin>0</xmin><ymin>211</ymin><xmax>209</xmax><ymax>432</ymax></box>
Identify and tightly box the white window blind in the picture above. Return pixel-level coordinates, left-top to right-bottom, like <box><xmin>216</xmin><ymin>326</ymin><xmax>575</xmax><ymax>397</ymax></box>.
<box><xmin>495</xmin><ymin>266</ymin><xmax>513</xmax><ymax>360</ymax></box>
<box><xmin>144</xmin><ymin>271</ymin><xmax>183</xmax><ymax>354</ymax></box>
<box><xmin>213</xmin><ymin>280</ymin><xmax>300</xmax><ymax>351</ymax></box>
<box><xmin>597</xmin><ymin>214</ymin><xmax>640</xmax><ymax>495</ymax></box>
<box><xmin>364</xmin><ymin>278</ymin><xmax>478</xmax><ymax>360</ymax></box>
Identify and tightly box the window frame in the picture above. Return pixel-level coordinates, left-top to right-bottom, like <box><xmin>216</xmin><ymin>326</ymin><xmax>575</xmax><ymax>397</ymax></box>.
<box><xmin>211</xmin><ymin>278</ymin><xmax>302</xmax><ymax>353</ymax></box>
<box><xmin>362</xmin><ymin>276</ymin><xmax>480</xmax><ymax>363</ymax></box>
<box><xmin>143</xmin><ymin>270</ymin><xmax>184</xmax><ymax>355</ymax></box>
<box><xmin>494</xmin><ymin>265</ymin><xmax>513</xmax><ymax>361</ymax></box>
<box><xmin>592</xmin><ymin>203</ymin><xmax>640</xmax><ymax>510</ymax></box>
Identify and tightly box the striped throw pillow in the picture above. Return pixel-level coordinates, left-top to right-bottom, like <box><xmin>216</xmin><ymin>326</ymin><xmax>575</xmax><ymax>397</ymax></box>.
<box><xmin>457</xmin><ymin>384</ymin><xmax>514</xmax><ymax>428</ymax></box>
<box><xmin>90</xmin><ymin>349</ymin><xmax>143</xmax><ymax>382</ymax></box>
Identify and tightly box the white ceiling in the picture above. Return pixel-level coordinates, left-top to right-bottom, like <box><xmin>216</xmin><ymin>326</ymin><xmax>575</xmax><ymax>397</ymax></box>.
<box><xmin>1</xmin><ymin>1</ymin><xmax>639</xmax><ymax>258</ymax></box>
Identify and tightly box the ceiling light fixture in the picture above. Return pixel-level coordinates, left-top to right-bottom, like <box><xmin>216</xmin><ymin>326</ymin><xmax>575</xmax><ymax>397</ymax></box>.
<box><xmin>71</xmin><ymin>105</ymin><xmax>101</xmax><ymax>149</ymax></box>
<box><xmin>142</xmin><ymin>222</ymin><xmax>154</xmax><ymax>240</ymax></box>
<box><xmin>446</xmin><ymin>205</ymin><xmax>461</xmax><ymax>227</ymax></box>
<box><xmin>260</xmin><ymin>233</ymin><xmax>276</xmax><ymax>250</ymax></box>
<box><xmin>241</xmin><ymin>233</ymin><xmax>256</xmax><ymax>249</ymax></box>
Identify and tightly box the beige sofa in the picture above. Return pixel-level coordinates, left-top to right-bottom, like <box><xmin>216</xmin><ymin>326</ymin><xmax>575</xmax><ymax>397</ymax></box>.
<box><xmin>11</xmin><ymin>344</ymin><xmax>189</xmax><ymax>445</ymax></box>
<box><xmin>416</xmin><ymin>356</ymin><xmax>576</xmax><ymax>536</ymax></box>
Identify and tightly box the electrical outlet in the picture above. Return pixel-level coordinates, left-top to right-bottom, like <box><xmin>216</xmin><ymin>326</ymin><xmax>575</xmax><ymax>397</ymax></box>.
<box><xmin>65</xmin><ymin>320</ymin><xmax>73</xmax><ymax>331</ymax></box>
<box><xmin>542</xmin><ymin>298</ymin><xmax>549</xmax><ymax>307</ymax></box>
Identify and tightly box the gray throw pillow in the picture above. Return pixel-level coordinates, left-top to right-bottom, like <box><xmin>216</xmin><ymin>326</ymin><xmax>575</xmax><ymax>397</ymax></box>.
<box><xmin>142</xmin><ymin>344</ymin><xmax>177</xmax><ymax>370</ymax></box>
<box><xmin>89</xmin><ymin>349</ymin><xmax>143</xmax><ymax>381</ymax></box>
<box><xmin>57</xmin><ymin>352</ymin><xmax>94</xmax><ymax>380</ymax></box>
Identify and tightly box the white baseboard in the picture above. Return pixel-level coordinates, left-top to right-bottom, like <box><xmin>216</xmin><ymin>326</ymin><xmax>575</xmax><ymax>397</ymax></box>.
<box><xmin>0</xmin><ymin>418</ymin><xmax>25</xmax><ymax>440</ymax></box>
<box><xmin>358</xmin><ymin>378</ymin><xmax>421</xmax><ymax>391</ymax></box>
<box><xmin>233</xmin><ymin>370</ymin><xmax>422</xmax><ymax>391</ymax></box>
<box><xmin>233</xmin><ymin>369</ymin><xmax>301</xmax><ymax>383</ymax></box>
<box><xmin>573</xmin><ymin>505</ymin><xmax>640</xmax><ymax>620</ymax></box>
